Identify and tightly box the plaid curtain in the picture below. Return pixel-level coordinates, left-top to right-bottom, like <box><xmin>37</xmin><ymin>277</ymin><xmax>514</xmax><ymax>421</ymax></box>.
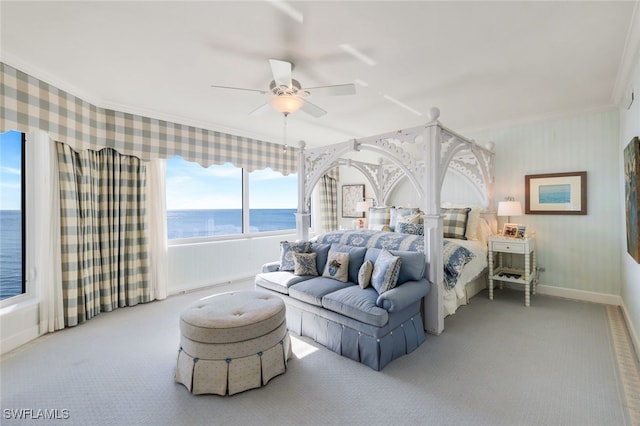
<box><xmin>318</xmin><ymin>174</ymin><xmax>338</xmax><ymax>232</ymax></box>
<box><xmin>1</xmin><ymin>63</ymin><xmax>296</xmax><ymax>174</ymax></box>
<box><xmin>57</xmin><ymin>142</ymin><xmax>150</xmax><ymax>327</ymax></box>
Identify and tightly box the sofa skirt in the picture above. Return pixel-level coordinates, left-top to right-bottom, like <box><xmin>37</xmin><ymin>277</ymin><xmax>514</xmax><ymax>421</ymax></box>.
<box><xmin>285</xmin><ymin>304</ymin><xmax>425</xmax><ymax>371</ymax></box>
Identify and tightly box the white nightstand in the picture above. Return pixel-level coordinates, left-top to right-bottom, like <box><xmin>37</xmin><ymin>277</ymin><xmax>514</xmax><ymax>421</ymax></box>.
<box><xmin>488</xmin><ymin>235</ymin><xmax>537</xmax><ymax>306</ymax></box>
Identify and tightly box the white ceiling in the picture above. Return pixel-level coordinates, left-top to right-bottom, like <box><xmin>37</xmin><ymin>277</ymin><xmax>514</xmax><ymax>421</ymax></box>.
<box><xmin>2</xmin><ymin>1</ymin><xmax>639</xmax><ymax>148</ymax></box>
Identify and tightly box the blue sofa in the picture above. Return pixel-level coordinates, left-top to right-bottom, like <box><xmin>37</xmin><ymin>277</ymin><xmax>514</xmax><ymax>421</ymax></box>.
<box><xmin>254</xmin><ymin>230</ymin><xmax>431</xmax><ymax>370</ymax></box>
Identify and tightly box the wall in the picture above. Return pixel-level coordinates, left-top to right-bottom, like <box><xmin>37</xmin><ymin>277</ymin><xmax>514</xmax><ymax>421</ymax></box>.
<box><xmin>466</xmin><ymin>109</ymin><xmax>622</xmax><ymax>302</ymax></box>
<box><xmin>167</xmin><ymin>233</ymin><xmax>293</xmax><ymax>294</ymax></box>
<box><xmin>619</xmin><ymin>51</ymin><xmax>640</xmax><ymax>354</ymax></box>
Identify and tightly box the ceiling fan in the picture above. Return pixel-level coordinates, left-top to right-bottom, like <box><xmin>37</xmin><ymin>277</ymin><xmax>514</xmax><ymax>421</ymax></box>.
<box><xmin>210</xmin><ymin>59</ymin><xmax>356</xmax><ymax>118</ymax></box>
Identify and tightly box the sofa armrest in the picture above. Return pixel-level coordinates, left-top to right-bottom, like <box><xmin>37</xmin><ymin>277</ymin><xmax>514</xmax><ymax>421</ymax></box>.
<box><xmin>376</xmin><ymin>280</ymin><xmax>430</xmax><ymax>313</ymax></box>
<box><xmin>262</xmin><ymin>261</ymin><xmax>281</xmax><ymax>273</ymax></box>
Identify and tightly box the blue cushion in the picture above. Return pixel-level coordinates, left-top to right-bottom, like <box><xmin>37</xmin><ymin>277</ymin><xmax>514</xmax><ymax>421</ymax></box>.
<box><xmin>396</xmin><ymin>222</ymin><xmax>424</xmax><ymax>236</ymax></box>
<box><xmin>321</xmin><ymin>286</ymin><xmax>389</xmax><ymax>327</ymax></box>
<box><xmin>254</xmin><ymin>271</ymin><xmax>311</xmax><ymax>294</ymax></box>
<box><xmin>370</xmin><ymin>249</ymin><xmax>402</xmax><ymax>294</ymax></box>
<box><xmin>329</xmin><ymin>243</ymin><xmax>367</xmax><ymax>283</ymax></box>
<box><xmin>289</xmin><ymin>277</ymin><xmax>352</xmax><ymax>306</ymax></box>
<box><xmin>365</xmin><ymin>248</ymin><xmax>425</xmax><ymax>284</ymax></box>
<box><xmin>311</xmin><ymin>243</ymin><xmax>331</xmax><ymax>275</ymax></box>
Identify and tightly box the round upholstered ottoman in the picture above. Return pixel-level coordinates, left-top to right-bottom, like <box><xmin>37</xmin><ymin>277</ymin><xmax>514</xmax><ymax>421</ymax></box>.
<box><xmin>175</xmin><ymin>290</ymin><xmax>292</xmax><ymax>396</ymax></box>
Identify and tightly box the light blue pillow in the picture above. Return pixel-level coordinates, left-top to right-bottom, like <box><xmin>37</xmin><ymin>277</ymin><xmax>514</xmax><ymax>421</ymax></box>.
<box><xmin>370</xmin><ymin>249</ymin><xmax>402</xmax><ymax>294</ymax></box>
<box><xmin>280</xmin><ymin>241</ymin><xmax>311</xmax><ymax>271</ymax></box>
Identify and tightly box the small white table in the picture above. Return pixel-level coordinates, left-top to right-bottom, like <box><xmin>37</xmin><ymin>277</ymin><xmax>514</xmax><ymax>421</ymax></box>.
<box><xmin>488</xmin><ymin>235</ymin><xmax>537</xmax><ymax>306</ymax></box>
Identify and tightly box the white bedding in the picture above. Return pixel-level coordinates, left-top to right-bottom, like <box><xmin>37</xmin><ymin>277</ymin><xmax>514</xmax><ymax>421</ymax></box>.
<box><xmin>443</xmin><ymin>238</ymin><xmax>488</xmax><ymax>316</ymax></box>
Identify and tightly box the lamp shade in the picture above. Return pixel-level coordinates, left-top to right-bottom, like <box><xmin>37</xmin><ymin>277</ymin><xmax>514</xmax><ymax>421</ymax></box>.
<box><xmin>269</xmin><ymin>95</ymin><xmax>304</xmax><ymax>114</ymax></box>
<box><xmin>497</xmin><ymin>200</ymin><xmax>523</xmax><ymax>217</ymax></box>
<box><xmin>356</xmin><ymin>200</ymin><xmax>371</xmax><ymax>212</ymax></box>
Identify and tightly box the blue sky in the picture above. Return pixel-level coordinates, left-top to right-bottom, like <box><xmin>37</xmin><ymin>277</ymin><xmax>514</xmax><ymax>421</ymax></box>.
<box><xmin>0</xmin><ymin>131</ymin><xmax>297</xmax><ymax>210</ymax></box>
<box><xmin>165</xmin><ymin>157</ymin><xmax>297</xmax><ymax>210</ymax></box>
<box><xmin>0</xmin><ymin>131</ymin><xmax>21</xmax><ymax>211</ymax></box>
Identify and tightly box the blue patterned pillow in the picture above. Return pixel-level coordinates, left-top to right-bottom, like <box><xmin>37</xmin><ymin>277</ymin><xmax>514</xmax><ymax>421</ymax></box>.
<box><xmin>370</xmin><ymin>249</ymin><xmax>402</xmax><ymax>294</ymax></box>
<box><xmin>293</xmin><ymin>252</ymin><xmax>318</xmax><ymax>276</ymax></box>
<box><xmin>396</xmin><ymin>222</ymin><xmax>424</xmax><ymax>236</ymax></box>
<box><xmin>443</xmin><ymin>240</ymin><xmax>474</xmax><ymax>289</ymax></box>
<box><xmin>280</xmin><ymin>241</ymin><xmax>311</xmax><ymax>271</ymax></box>
<box><xmin>442</xmin><ymin>207</ymin><xmax>471</xmax><ymax>240</ymax></box>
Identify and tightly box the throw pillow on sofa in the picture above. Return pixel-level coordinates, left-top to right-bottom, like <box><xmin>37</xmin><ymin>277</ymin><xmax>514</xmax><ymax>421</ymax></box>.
<box><xmin>358</xmin><ymin>260</ymin><xmax>373</xmax><ymax>289</ymax></box>
<box><xmin>371</xmin><ymin>249</ymin><xmax>402</xmax><ymax>294</ymax></box>
<box><xmin>280</xmin><ymin>241</ymin><xmax>312</xmax><ymax>271</ymax></box>
<box><xmin>322</xmin><ymin>251</ymin><xmax>350</xmax><ymax>282</ymax></box>
<box><xmin>293</xmin><ymin>252</ymin><xmax>318</xmax><ymax>276</ymax></box>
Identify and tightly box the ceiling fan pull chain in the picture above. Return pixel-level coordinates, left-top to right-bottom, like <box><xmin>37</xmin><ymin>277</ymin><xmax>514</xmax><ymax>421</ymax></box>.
<box><xmin>283</xmin><ymin>112</ymin><xmax>288</xmax><ymax>153</ymax></box>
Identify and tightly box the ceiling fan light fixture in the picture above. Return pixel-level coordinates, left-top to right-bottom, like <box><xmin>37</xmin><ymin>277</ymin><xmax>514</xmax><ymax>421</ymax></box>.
<box><xmin>270</xmin><ymin>95</ymin><xmax>304</xmax><ymax>114</ymax></box>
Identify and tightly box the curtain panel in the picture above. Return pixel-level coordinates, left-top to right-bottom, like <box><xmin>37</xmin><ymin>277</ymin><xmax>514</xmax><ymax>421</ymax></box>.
<box><xmin>318</xmin><ymin>174</ymin><xmax>338</xmax><ymax>233</ymax></box>
<box><xmin>1</xmin><ymin>62</ymin><xmax>297</xmax><ymax>175</ymax></box>
<box><xmin>57</xmin><ymin>142</ymin><xmax>151</xmax><ymax>327</ymax></box>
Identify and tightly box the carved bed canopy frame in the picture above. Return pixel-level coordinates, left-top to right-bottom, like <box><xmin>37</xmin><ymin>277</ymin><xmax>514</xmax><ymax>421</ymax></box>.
<box><xmin>293</xmin><ymin>108</ymin><xmax>495</xmax><ymax>335</ymax></box>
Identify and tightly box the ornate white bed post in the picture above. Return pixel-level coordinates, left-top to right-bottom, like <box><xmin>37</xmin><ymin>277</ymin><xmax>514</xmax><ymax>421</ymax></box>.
<box><xmin>423</xmin><ymin>107</ymin><xmax>445</xmax><ymax>335</ymax></box>
<box><xmin>295</xmin><ymin>140</ymin><xmax>310</xmax><ymax>241</ymax></box>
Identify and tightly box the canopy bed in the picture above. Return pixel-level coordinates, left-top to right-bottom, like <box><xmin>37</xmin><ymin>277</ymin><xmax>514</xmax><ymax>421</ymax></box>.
<box><xmin>293</xmin><ymin>108</ymin><xmax>495</xmax><ymax>335</ymax></box>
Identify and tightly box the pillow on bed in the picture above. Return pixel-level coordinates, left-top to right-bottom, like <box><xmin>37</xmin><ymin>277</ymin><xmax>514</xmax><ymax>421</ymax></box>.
<box><xmin>293</xmin><ymin>252</ymin><xmax>319</xmax><ymax>276</ymax></box>
<box><xmin>367</xmin><ymin>207</ymin><xmax>391</xmax><ymax>231</ymax></box>
<box><xmin>370</xmin><ymin>249</ymin><xmax>402</xmax><ymax>294</ymax></box>
<box><xmin>322</xmin><ymin>251</ymin><xmax>350</xmax><ymax>282</ymax></box>
<box><xmin>443</xmin><ymin>240</ymin><xmax>475</xmax><ymax>289</ymax></box>
<box><xmin>442</xmin><ymin>203</ymin><xmax>482</xmax><ymax>240</ymax></box>
<box><xmin>396</xmin><ymin>222</ymin><xmax>424</xmax><ymax>236</ymax></box>
<box><xmin>442</xmin><ymin>207</ymin><xmax>471</xmax><ymax>240</ymax></box>
<box><xmin>280</xmin><ymin>241</ymin><xmax>312</xmax><ymax>271</ymax></box>
<box><xmin>389</xmin><ymin>207</ymin><xmax>421</xmax><ymax>231</ymax></box>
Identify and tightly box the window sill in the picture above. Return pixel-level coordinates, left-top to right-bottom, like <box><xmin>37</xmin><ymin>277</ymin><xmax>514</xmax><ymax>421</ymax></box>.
<box><xmin>168</xmin><ymin>229</ymin><xmax>299</xmax><ymax>247</ymax></box>
<box><xmin>0</xmin><ymin>294</ymin><xmax>38</xmax><ymax>316</ymax></box>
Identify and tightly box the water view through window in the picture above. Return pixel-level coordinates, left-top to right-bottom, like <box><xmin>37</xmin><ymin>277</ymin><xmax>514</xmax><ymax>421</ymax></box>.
<box><xmin>166</xmin><ymin>157</ymin><xmax>296</xmax><ymax>239</ymax></box>
<box><xmin>0</xmin><ymin>130</ymin><xmax>25</xmax><ymax>300</ymax></box>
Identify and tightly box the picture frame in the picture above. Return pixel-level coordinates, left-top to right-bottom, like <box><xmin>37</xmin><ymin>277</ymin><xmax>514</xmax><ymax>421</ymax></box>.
<box><xmin>624</xmin><ymin>136</ymin><xmax>640</xmax><ymax>263</ymax></box>
<box><xmin>342</xmin><ymin>184</ymin><xmax>365</xmax><ymax>218</ymax></box>
<box><xmin>525</xmin><ymin>171</ymin><xmax>587</xmax><ymax>215</ymax></box>
<box><xmin>502</xmin><ymin>223</ymin><xmax>525</xmax><ymax>239</ymax></box>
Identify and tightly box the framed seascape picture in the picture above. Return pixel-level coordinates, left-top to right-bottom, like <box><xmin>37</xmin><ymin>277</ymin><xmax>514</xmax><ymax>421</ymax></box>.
<box><xmin>624</xmin><ymin>137</ymin><xmax>640</xmax><ymax>263</ymax></box>
<box><xmin>342</xmin><ymin>184</ymin><xmax>364</xmax><ymax>218</ymax></box>
<box><xmin>525</xmin><ymin>171</ymin><xmax>587</xmax><ymax>215</ymax></box>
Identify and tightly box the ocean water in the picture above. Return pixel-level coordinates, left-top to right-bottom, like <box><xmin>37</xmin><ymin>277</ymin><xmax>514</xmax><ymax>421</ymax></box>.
<box><xmin>167</xmin><ymin>208</ymin><xmax>297</xmax><ymax>239</ymax></box>
<box><xmin>0</xmin><ymin>210</ymin><xmax>23</xmax><ymax>300</ymax></box>
<box><xmin>0</xmin><ymin>209</ymin><xmax>296</xmax><ymax>300</ymax></box>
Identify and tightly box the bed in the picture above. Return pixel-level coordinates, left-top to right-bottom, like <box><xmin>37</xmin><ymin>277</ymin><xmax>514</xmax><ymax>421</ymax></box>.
<box><xmin>292</xmin><ymin>107</ymin><xmax>495</xmax><ymax>335</ymax></box>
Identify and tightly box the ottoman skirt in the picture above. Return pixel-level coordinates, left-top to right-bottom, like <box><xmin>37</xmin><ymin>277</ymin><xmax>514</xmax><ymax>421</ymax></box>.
<box><xmin>175</xmin><ymin>290</ymin><xmax>292</xmax><ymax>396</ymax></box>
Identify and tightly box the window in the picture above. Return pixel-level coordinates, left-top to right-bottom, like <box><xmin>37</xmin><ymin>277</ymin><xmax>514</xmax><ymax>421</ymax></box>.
<box><xmin>0</xmin><ymin>130</ymin><xmax>25</xmax><ymax>301</ymax></box>
<box><xmin>249</xmin><ymin>168</ymin><xmax>297</xmax><ymax>233</ymax></box>
<box><xmin>166</xmin><ymin>157</ymin><xmax>297</xmax><ymax>240</ymax></box>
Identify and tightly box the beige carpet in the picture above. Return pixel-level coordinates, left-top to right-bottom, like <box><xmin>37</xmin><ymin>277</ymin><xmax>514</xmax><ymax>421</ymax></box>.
<box><xmin>1</xmin><ymin>280</ymin><xmax>637</xmax><ymax>425</ymax></box>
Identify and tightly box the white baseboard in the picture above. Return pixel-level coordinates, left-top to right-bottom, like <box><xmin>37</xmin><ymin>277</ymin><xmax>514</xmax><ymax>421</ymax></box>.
<box><xmin>534</xmin><ymin>284</ymin><xmax>623</xmax><ymax>306</ymax></box>
<box><xmin>1</xmin><ymin>325</ymin><xmax>39</xmax><ymax>356</ymax></box>
<box><xmin>167</xmin><ymin>275</ymin><xmax>254</xmax><ymax>297</ymax></box>
<box><xmin>620</xmin><ymin>300</ymin><xmax>640</xmax><ymax>363</ymax></box>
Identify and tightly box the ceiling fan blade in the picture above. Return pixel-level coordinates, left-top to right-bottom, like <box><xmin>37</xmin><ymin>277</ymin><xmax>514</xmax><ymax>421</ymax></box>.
<box><xmin>248</xmin><ymin>103</ymin><xmax>272</xmax><ymax>116</ymax></box>
<box><xmin>300</xmin><ymin>100</ymin><xmax>327</xmax><ymax>118</ymax></box>
<box><xmin>210</xmin><ymin>84</ymin><xmax>267</xmax><ymax>94</ymax></box>
<box><xmin>304</xmin><ymin>83</ymin><xmax>356</xmax><ymax>96</ymax></box>
<box><xmin>269</xmin><ymin>59</ymin><xmax>292</xmax><ymax>88</ymax></box>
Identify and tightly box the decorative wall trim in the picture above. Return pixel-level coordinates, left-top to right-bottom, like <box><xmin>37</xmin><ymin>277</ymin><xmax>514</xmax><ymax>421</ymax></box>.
<box><xmin>621</xmin><ymin>299</ymin><xmax>640</xmax><ymax>363</ymax></box>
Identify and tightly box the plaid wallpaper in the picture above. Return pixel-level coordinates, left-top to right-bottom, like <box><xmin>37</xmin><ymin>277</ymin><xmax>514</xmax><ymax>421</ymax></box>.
<box><xmin>1</xmin><ymin>62</ymin><xmax>297</xmax><ymax>174</ymax></box>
